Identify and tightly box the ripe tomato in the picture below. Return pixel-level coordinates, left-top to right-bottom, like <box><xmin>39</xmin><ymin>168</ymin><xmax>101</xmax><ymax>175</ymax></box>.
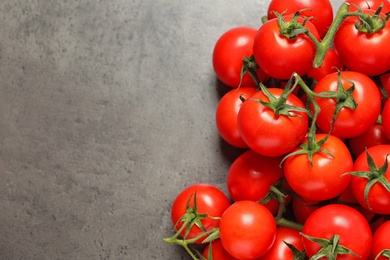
<box><xmin>284</xmin><ymin>134</ymin><xmax>353</xmax><ymax>201</ymax></box>
<box><xmin>226</xmin><ymin>150</ymin><xmax>285</xmax><ymax>215</ymax></box>
<box><xmin>346</xmin><ymin>0</ymin><xmax>390</xmax><ymax>13</ymax></box>
<box><xmin>382</xmin><ymin>99</ymin><xmax>390</xmax><ymax>139</ymax></box>
<box><xmin>202</xmin><ymin>239</ymin><xmax>240</xmax><ymax>260</ymax></box>
<box><xmin>216</xmin><ymin>87</ymin><xmax>257</xmax><ymax>148</ymax></box>
<box><xmin>302</xmin><ymin>204</ymin><xmax>373</xmax><ymax>260</ymax></box>
<box><xmin>371</xmin><ymin>220</ymin><xmax>390</xmax><ymax>260</ymax></box>
<box><xmin>219</xmin><ymin>200</ymin><xmax>276</xmax><ymax>259</ymax></box>
<box><xmin>213</xmin><ymin>27</ymin><xmax>267</xmax><ymax>88</ymax></box>
<box><xmin>170</xmin><ymin>183</ymin><xmax>230</xmax><ymax>244</ymax></box>
<box><xmin>253</xmin><ymin>15</ymin><xmax>320</xmax><ymax>80</ymax></box>
<box><xmin>306</xmin><ymin>48</ymin><xmax>343</xmax><ymax>82</ymax></box>
<box><xmin>347</xmin><ymin>124</ymin><xmax>390</xmax><ymax>158</ymax></box>
<box><xmin>334</xmin><ymin>9</ymin><xmax>390</xmax><ymax>76</ymax></box>
<box><xmin>259</xmin><ymin>227</ymin><xmax>304</xmax><ymax>260</ymax></box>
<box><xmin>237</xmin><ymin>88</ymin><xmax>309</xmax><ymax>157</ymax></box>
<box><xmin>350</xmin><ymin>145</ymin><xmax>390</xmax><ymax>215</ymax></box>
<box><xmin>291</xmin><ymin>197</ymin><xmax>320</xmax><ymax>225</ymax></box>
<box><xmin>379</xmin><ymin>72</ymin><xmax>390</xmax><ymax>102</ymax></box>
<box><xmin>313</xmin><ymin>71</ymin><xmax>381</xmax><ymax>139</ymax></box>
<box><xmin>267</xmin><ymin>0</ymin><xmax>333</xmax><ymax>38</ymax></box>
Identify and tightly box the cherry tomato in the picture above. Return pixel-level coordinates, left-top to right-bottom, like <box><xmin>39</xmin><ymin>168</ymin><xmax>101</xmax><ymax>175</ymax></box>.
<box><xmin>237</xmin><ymin>88</ymin><xmax>309</xmax><ymax>157</ymax></box>
<box><xmin>253</xmin><ymin>15</ymin><xmax>320</xmax><ymax>80</ymax></box>
<box><xmin>350</xmin><ymin>144</ymin><xmax>390</xmax><ymax>215</ymax></box>
<box><xmin>226</xmin><ymin>150</ymin><xmax>285</xmax><ymax>215</ymax></box>
<box><xmin>313</xmin><ymin>71</ymin><xmax>381</xmax><ymax>138</ymax></box>
<box><xmin>267</xmin><ymin>0</ymin><xmax>334</xmax><ymax>38</ymax></box>
<box><xmin>284</xmin><ymin>134</ymin><xmax>353</xmax><ymax>201</ymax></box>
<box><xmin>306</xmin><ymin>48</ymin><xmax>343</xmax><ymax>82</ymax></box>
<box><xmin>347</xmin><ymin>124</ymin><xmax>390</xmax><ymax>158</ymax></box>
<box><xmin>202</xmin><ymin>239</ymin><xmax>240</xmax><ymax>260</ymax></box>
<box><xmin>170</xmin><ymin>183</ymin><xmax>230</xmax><ymax>244</ymax></box>
<box><xmin>346</xmin><ymin>0</ymin><xmax>390</xmax><ymax>13</ymax></box>
<box><xmin>378</xmin><ymin>72</ymin><xmax>390</xmax><ymax>102</ymax></box>
<box><xmin>382</xmin><ymin>99</ymin><xmax>390</xmax><ymax>139</ymax></box>
<box><xmin>371</xmin><ymin>220</ymin><xmax>390</xmax><ymax>260</ymax></box>
<box><xmin>292</xmin><ymin>197</ymin><xmax>320</xmax><ymax>225</ymax></box>
<box><xmin>216</xmin><ymin>87</ymin><xmax>257</xmax><ymax>148</ymax></box>
<box><xmin>334</xmin><ymin>9</ymin><xmax>390</xmax><ymax>76</ymax></box>
<box><xmin>302</xmin><ymin>204</ymin><xmax>373</xmax><ymax>260</ymax></box>
<box><xmin>213</xmin><ymin>27</ymin><xmax>267</xmax><ymax>88</ymax></box>
<box><xmin>219</xmin><ymin>200</ymin><xmax>276</xmax><ymax>259</ymax></box>
<box><xmin>259</xmin><ymin>227</ymin><xmax>304</xmax><ymax>260</ymax></box>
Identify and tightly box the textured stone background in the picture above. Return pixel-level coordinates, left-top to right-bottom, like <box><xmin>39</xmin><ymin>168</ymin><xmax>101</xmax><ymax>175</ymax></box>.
<box><xmin>0</xmin><ymin>0</ymin><xmax>344</xmax><ymax>259</ymax></box>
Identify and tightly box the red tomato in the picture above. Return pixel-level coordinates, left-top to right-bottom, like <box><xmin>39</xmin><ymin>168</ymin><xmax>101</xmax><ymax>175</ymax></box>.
<box><xmin>334</xmin><ymin>9</ymin><xmax>390</xmax><ymax>76</ymax></box>
<box><xmin>253</xmin><ymin>15</ymin><xmax>320</xmax><ymax>80</ymax></box>
<box><xmin>347</xmin><ymin>124</ymin><xmax>390</xmax><ymax>158</ymax></box>
<box><xmin>379</xmin><ymin>72</ymin><xmax>390</xmax><ymax>102</ymax></box>
<box><xmin>267</xmin><ymin>0</ymin><xmax>334</xmax><ymax>38</ymax></box>
<box><xmin>306</xmin><ymin>48</ymin><xmax>343</xmax><ymax>82</ymax></box>
<box><xmin>346</xmin><ymin>0</ymin><xmax>390</xmax><ymax>13</ymax></box>
<box><xmin>219</xmin><ymin>200</ymin><xmax>276</xmax><ymax>259</ymax></box>
<box><xmin>313</xmin><ymin>71</ymin><xmax>381</xmax><ymax>138</ymax></box>
<box><xmin>226</xmin><ymin>150</ymin><xmax>285</xmax><ymax>215</ymax></box>
<box><xmin>371</xmin><ymin>220</ymin><xmax>390</xmax><ymax>260</ymax></box>
<box><xmin>170</xmin><ymin>183</ymin><xmax>230</xmax><ymax>244</ymax></box>
<box><xmin>237</xmin><ymin>88</ymin><xmax>309</xmax><ymax>157</ymax></box>
<box><xmin>202</xmin><ymin>239</ymin><xmax>240</xmax><ymax>260</ymax></box>
<box><xmin>350</xmin><ymin>145</ymin><xmax>390</xmax><ymax>215</ymax></box>
<box><xmin>382</xmin><ymin>99</ymin><xmax>390</xmax><ymax>139</ymax></box>
<box><xmin>259</xmin><ymin>227</ymin><xmax>304</xmax><ymax>260</ymax></box>
<box><xmin>302</xmin><ymin>204</ymin><xmax>373</xmax><ymax>260</ymax></box>
<box><xmin>292</xmin><ymin>197</ymin><xmax>320</xmax><ymax>225</ymax></box>
<box><xmin>213</xmin><ymin>27</ymin><xmax>267</xmax><ymax>88</ymax></box>
<box><xmin>216</xmin><ymin>87</ymin><xmax>257</xmax><ymax>148</ymax></box>
<box><xmin>284</xmin><ymin>134</ymin><xmax>353</xmax><ymax>201</ymax></box>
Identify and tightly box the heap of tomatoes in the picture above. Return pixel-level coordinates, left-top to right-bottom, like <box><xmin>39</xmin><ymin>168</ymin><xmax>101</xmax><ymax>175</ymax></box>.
<box><xmin>164</xmin><ymin>0</ymin><xmax>390</xmax><ymax>259</ymax></box>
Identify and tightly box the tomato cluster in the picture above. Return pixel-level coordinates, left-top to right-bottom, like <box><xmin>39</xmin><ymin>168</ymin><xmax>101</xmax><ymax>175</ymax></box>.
<box><xmin>165</xmin><ymin>0</ymin><xmax>390</xmax><ymax>259</ymax></box>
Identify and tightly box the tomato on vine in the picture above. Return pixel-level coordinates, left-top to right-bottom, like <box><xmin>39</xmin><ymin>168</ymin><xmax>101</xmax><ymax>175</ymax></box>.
<box><xmin>302</xmin><ymin>204</ymin><xmax>373</xmax><ymax>260</ymax></box>
<box><xmin>219</xmin><ymin>200</ymin><xmax>276</xmax><ymax>259</ymax></box>
<box><xmin>253</xmin><ymin>13</ymin><xmax>320</xmax><ymax>80</ymax></box>
<box><xmin>237</xmin><ymin>86</ymin><xmax>309</xmax><ymax>157</ymax></box>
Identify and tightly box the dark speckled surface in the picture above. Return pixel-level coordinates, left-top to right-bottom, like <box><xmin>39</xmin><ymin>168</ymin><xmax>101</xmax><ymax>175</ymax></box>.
<box><xmin>0</xmin><ymin>0</ymin><xmax>344</xmax><ymax>259</ymax></box>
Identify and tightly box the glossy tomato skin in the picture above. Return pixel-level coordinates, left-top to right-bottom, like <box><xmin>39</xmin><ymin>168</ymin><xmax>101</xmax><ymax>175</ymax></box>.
<box><xmin>253</xmin><ymin>15</ymin><xmax>320</xmax><ymax>80</ymax></box>
<box><xmin>259</xmin><ymin>227</ymin><xmax>304</xmax><ymax>260</ymax></box>
<box><xmin>284</xmin><ymin>134</ymin><xmax>353</xmax><ymax>201</ymax></box>
<box><xmin>334</xmin><ymin>9</ymin><xmax>390</xmax><ymax>76</ymax></box>
<box><xmin>313</xmin><ymin>71</ymin><xmax>381</xmax><ymax>138</ymax></box>
<box><xmin>347</xmin><ymin>124</ymin><xmax>390</xmax><ymax>159</ymax></box>
<box><xmin>302</xmin><ymin>204</ymin><xmax>373</xmax><ymax>260</ymax></box>
<box><xmin>371</xmin><ymin>220</ymin><xmax>390</xmax><ymax>260</ymax></box>
<box><xmin>219</xmin><ymin>200</ymin><xmax>276</xmax><ymax>259</ymax></box>
<box><xmin>227</xmin><ymin>150</ymin><xmax>285</xmax><ymax>215</ymax></box>
<box><xmin>267</xmin><ymin>0</ymin><xmax>333</xmax><ymax>38</ymax></box>
<box><xmin>306</xmin><ymin>48</ymin><xmax>343</xmax><ymax>82</ymax></box>
<box><xmin>216</xmin><ymin>88</ymin><xmax>257</xmax><ymax>148</ymax></box>
<box><xmin>213</xmin><ymin>27</ymin><xmax>267</xmax><ymax>88</ymax></box>
<box><xmin>170</xmin><ymin>183</ymin><xmax>230</xmax><ymax>244</ymax></box>
<box><xmin>237</xmin><ymin>88</ymin><xmax>309</xmax><ymax>157</ymax></box>
<box><xmin>382</xmin><ymin>99</ymin><xmax>390</xmax><ymax>139</ymax></box>
<box><xmin>351</xmin><ymin>145</ymin><xmax>390</xmax><ymax>215</ymax></box>
<box><xmin>202</xmin><ymin>239</ymin><xmax>240</xmax><ymax>260</ymax></box>
<box><xmin>346</xmin><ymin>0</ymin><xmax>390</xmax><ymax>13</ymax></box>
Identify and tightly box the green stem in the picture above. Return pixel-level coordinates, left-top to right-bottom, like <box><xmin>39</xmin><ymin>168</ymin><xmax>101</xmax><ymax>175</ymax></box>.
<box><xmin>276</xmin><ymin>217</ymin><xmax>304</xmax><ymax>231</ymax></box>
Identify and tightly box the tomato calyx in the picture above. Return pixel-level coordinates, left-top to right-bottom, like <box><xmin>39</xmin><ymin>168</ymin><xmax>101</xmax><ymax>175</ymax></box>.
<box><xmin>343</xmin><ymin>150</ymin><xmax>390</xmax><ymax>210</ymax></box>
<box><xmin>274</xmin><ymin>10</ymin><xmax>313</xmax><ymax>39</ymax></box>
<box><xmin>353</xmin><ymin>3</ymin><xmax>388</xmax><ymax>33</ymax></box>
<box><xmin>283</xmin><ymin>241</ymin><xmax>308</xmax><ymax>260</ymax></box>
<box><xmin>241</xmin><ymin>55</ymin><xmax>260</xmax><ymax>87</ymax></box>
<box><xmin>375</xmin><ymin>249</ymin><xmax>390</xmax><ymax>260</ymax></box>
<box><xmin>300</xmin><ymin>233</ymin><xmax>359</xmax><ymax>260</ymax></box>
<box><xmin>254</xmin><ymin>80</ymin><xmax>311</xmax><ymax>118</ymax></box>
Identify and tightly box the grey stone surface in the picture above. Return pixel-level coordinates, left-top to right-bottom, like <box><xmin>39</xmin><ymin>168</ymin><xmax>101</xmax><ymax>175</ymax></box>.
<box><xmin>0</xmin><ymin>0</ymin><xmax>345</xmax><ymax>259</ymax></box>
